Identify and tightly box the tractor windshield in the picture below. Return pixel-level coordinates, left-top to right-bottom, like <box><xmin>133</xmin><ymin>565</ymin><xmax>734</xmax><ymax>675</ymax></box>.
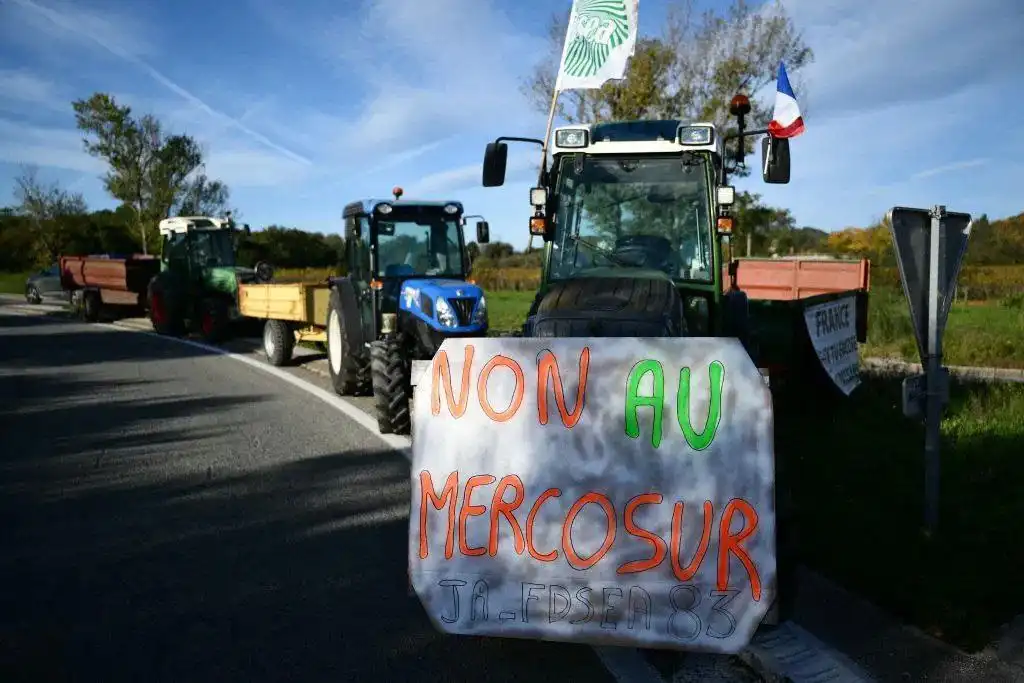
<box><xmin>163</xmin><ymin>229</ymin><xmax>236</xmax><ymax>268</ymax></box>
<box><xmin>374</xmin><ymin>213</ymin><xmax>465</xmax><ymax>278</ymax></box>
<box><xmin>549</xmin><ymin>153</ymin><xmax>714</xmax><ymax>282</ymax></box>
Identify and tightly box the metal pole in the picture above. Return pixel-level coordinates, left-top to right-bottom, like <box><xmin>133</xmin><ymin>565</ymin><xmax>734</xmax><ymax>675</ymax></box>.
<box><xmin>529</xmin><ymin>87</ymin><xmax>561</xmax><ymax>254</ymax></box>
<box><xmin>924</xmin><ymin>205</ymin><xmax>945</xmax><ymax>533</ymax></box>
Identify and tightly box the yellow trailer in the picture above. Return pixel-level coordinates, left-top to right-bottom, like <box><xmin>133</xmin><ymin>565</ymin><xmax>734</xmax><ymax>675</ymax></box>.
<box><xmin>238</xmin><ymin>282</ymin><xmax>333</xmax><ymax>364</ymax></box>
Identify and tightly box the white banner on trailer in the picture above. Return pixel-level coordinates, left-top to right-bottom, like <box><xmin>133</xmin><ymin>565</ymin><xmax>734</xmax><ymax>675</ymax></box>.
<box><xmin>409</xmin><ymin>337</ymin><xmax>777</xmax><ymax>654</ymax></box>
<box><xmin>803</xmin><ymin>295</ymin><xmax>861</xmax><ymax>395</ymax></box>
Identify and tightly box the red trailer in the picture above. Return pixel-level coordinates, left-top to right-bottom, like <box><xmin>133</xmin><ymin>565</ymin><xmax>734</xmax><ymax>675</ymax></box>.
<box><xmin>60</xmin><ymin>254</ymin><xmax>161</xmax><ymax>322</ymax></box>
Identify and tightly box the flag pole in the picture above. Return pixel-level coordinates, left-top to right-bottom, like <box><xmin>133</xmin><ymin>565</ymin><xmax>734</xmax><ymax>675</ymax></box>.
<box><xmin>529</xmin><ymin>87</ymin><xmax>560</xmax><ymax>252</ymax></box>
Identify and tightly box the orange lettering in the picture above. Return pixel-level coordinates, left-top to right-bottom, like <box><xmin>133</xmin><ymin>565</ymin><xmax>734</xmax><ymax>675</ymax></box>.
<box><xmin>418</xmin><ymin>470</ymin><xmax>458</xmax><ymax>559</ymax></box>
<box><xmin>718</xmin><ymin>498</ymin><xmax>762</xmax><ymax>601</ymax></box>
<box><xmin>488</xmin><ymin>475</ymin><xmax>526</xmax><ymax>556</ymax></box>
<box><xmin>458</xmin><ymin>474</ymin><xmax>495</xmax><ymax>556</ymax></box>
<box><xmin>477</xmin><ymin>354</ymin><xmax>525</xmax><ymax>422</ymax></box>
<box><xmin>537</xmin><ymin>347</ymin><xmax>590</xmax><ymax>428</ymax></box>
<box><xmin>431</xmin><ymin>345</ymin><xmax>475</xmax><ymax>417</ymax></box>
<box><xmin>617</xmin><ymin>493</ymin><xmax>667</xmax><ymax>574</ymax></box>
<box><xmin>526</xmin><ymin>488</ymin><xmax>561</xmax><ymax>562</ymax></box>
<box><xmin>670</xmin><ymin>500</ymin><xmax>713</xmax><ymax>581</ymax></box>
<box><xmin>562</xmin><ymin>492</ymin><xmax>616</xmax><ymax>570</ymax></box>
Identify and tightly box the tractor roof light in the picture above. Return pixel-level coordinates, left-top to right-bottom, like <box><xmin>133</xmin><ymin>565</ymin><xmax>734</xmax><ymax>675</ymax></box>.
<box><xmin>393</xmin><ymin>186</ymin><xmax>404</xmax><ymax>200</ymax></box>
<box><xmin>376</xmin><ymin>203</ymin><xmax>393</xmax><ymax>214</ymax></box>
<box><xmin>678</xmin><ymin>125</ymin><xmax>714</xmax><ymax>146</ymax></box>
<box><xmin>555</xmin><ymin>128</ymin><xmax>588</xmax><ymax>148</ymax></box>
<box><xmin>443</xmin><ymin>203</ymin><xmax>460</xmax><ymax>214</ymax></box>
<box><xmin>729</xmin><ymin>93</ymin><xmax>751</xmax><ymax>117</ymax></box>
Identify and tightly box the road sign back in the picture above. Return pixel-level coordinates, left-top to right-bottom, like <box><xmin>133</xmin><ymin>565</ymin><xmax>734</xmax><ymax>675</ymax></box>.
<box><xmin>887</xmin><ymin>206</ymin><xmax>972</xmax><ymax>361</ymax></box>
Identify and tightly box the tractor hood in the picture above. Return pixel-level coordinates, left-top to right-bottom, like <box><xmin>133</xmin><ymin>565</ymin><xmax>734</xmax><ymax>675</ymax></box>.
<box><xmin>401</xmin><ymin>278</ymin><xmax>482</xmax><ymax>300</ymax></box>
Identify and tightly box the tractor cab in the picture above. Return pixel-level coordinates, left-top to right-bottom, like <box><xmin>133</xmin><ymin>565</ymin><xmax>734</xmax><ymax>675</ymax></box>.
<box><xmin>150</xmin><ymin>213</ymin><xmax>256</xmax><ymax>341</ymax></box>
<box><xmin>342</xmin><ymin>187</ymin><xmax>491</xmax><ymax>348</ymax></box>
<box><xmin>482</xmin><ymin>102</ymin><xmax>791</xmax><ymax>340</ymax></box>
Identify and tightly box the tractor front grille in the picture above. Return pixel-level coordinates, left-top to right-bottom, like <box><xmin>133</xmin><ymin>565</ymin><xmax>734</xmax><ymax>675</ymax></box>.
<box><xmin>448</xmin><ymin>297</ymin><xmax>477</xmax><ymax>326</ymax></box>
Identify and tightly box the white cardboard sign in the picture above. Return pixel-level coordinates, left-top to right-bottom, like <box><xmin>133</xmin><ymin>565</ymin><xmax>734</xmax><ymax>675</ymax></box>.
<box><xmin>409</xmin><ymin>337</ymin><xmax>776</xmax><ymax>654</ymax></box>
<box><xmin>803</xmin><ymin>295</ymin><xmax>861</xmax><ymax>395</ymax></box>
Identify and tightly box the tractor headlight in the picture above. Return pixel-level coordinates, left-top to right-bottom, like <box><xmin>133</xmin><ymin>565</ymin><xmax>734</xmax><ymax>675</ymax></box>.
<box><xmin>435</xmin><ymin>297</ymin><xmax>457</xmax><ymax>327</ymax></box>
<box><xmin>472</xmin><ymin>295</ymin><xmax>488</xmax><ymax>325</ymax></box>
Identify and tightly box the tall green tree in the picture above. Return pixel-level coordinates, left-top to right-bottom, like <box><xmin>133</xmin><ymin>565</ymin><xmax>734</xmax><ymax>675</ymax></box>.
<box><xmin>13</xmin><ymin>166</ymin><xmax>89</xmax><ymax>265</ymax></box>
<box><xmin>522</xmin><ymin>0</ymin><xmax>813</xmax><ymax>173</ymax></box>
<box><xmin>72</xmin><ymin>93</ymin><xmax>231</xmax><ymax>254</ymax></box>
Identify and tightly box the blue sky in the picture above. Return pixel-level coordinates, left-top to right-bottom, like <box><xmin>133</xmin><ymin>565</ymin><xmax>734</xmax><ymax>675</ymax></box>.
<box><xmin>1</xmin><ymin>0</ymin><xmax>1022</xmax><ymax>249</ymax></box>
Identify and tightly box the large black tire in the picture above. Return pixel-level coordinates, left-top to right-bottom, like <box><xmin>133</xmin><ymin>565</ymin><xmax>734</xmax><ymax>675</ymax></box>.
<box><xmin>370</xmin><ymin>338</ymin><xmax>410</xmax><ymax>435</ymax></box>
<box><xmin>147</xmin><ymin>279</ymin><xmax>185</xmax><ymax>336</ymax></box>
<box><xmin>263</xmin><ymin>319</ymin><xmax>294</xmax><ymax>366</ymax></box>
<box><xmin>326</xmin><ymin>289</ymin><xmax>369</xmax><ymax>396</ymax></box>
<box><xmin>197</xmin><ymin>298</ymin><xmax>230</xmax><ymax>344</ymax></box>
<box><xmin>81</xmin><ymin>290</ymin><xmax>101</xmax><ymax>322</ymax></box>
<box><xmin>25</xmin><ymin>285</ymin><xmax>42</xmax><ymax>305</ymax></box>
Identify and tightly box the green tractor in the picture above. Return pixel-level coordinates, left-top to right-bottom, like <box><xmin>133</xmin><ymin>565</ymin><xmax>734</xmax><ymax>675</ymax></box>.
<box><xmin>479</xmin><ymin>97</ymin><xmax>868</xmax><ymax>624</ymax></box>
<box><xmin>147</xmin><ymin>213</ymin><xmax>271</xmax><ymax>342</ymax></box>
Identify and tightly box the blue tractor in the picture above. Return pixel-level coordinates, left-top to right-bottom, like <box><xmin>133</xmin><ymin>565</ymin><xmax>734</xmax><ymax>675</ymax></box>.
<box><xmin>329</xmin><ymin>188</ymin><xmax>491</xmax><ymax>434</ymax></box>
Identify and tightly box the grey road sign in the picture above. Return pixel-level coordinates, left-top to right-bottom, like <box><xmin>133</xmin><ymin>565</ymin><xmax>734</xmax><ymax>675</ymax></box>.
<box><xmin>887</xmin><ymin>205</ymin><xmax>972</xmax><ymax>534</ymax></box>
<box><xmin>887</xmin><ymin>206</ymin><xmax>972</xmax><ymax>362</ymax></box>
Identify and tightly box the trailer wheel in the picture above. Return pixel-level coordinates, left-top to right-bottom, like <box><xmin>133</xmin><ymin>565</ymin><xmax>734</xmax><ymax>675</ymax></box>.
<box><xmin>81</xmin><ymin>290</ymin><xmax>101</xmax><ymax>322</ymax></box>
<box><xmin>263</xmin><ymin>319</ymin><xmax>294</xmax><ymax>366</ymax></box>
<box><xmin>327</xmin><ymin>290</ymin><xmax>370</xmax><ymax>396</ymax></box>
<box><xmin>198</xmin><ymin>298</ymin><xmax>230</xmax><ymax>344</ymax></box>
<box><xmin>370</xmin><ymin>338</ymin><xmax>410</xmax><ymax>435</ymax></box>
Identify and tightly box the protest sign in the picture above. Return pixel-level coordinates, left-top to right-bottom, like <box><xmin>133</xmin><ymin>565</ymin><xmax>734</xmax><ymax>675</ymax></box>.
<box><xmin>803</xmin><ymin>296</ymin><xmax>861</xmax><ymax>395</ymax></box>
<box><xmin>409</xmin><ymin>337</ymin><xmax>776</xmax><ymax>654</ymax></box>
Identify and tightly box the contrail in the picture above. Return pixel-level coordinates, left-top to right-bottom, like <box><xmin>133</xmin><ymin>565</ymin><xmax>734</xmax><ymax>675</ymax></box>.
<box><xmin>7</xmin><ymin>0</ymin><xmax>312</xmax><ymax>166</ymax></box>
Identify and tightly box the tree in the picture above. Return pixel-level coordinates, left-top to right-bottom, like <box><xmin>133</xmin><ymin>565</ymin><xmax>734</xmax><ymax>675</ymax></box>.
<box><xmin>13</xmin><ymin>166</ymin><xmax>88</xmax><ymax>265</ymax></box>
<box><xmin>522</xmin><ymin>0</ymin><xmax>812</xmax><ymax>174</ymax></box>
<box><xmin>72</xmin><ymin>93</ymin><xmax>231</xmax><ymax>254</ymax></box>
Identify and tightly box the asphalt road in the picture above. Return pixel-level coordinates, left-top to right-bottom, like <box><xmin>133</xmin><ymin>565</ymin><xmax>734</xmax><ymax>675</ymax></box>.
<box><xmin>0</xmin><ymin>305</ymin><xmax>622</xmax><ymax>683</ymax></box>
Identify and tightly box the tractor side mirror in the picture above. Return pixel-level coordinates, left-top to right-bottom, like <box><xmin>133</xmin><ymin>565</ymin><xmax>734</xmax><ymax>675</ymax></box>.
<box><xmin>482</xmin><ymin>141</ymin><xmax>508</xmax><ymax>187</ymax></box>
<box><xmin>476</xmin><ymin>220</ymin><xmax>490</xmax><ymax>244</ymax></box>
<box><xmin>761</xmin><ymin>136</ymin><xmax>791</xmax><ymax>184</ymax></box>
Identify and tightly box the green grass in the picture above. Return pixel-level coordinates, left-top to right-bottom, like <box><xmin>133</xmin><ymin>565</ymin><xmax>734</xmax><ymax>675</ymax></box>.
<box><xmin>0</xmin><ymin>271</ymin><xmax>30</xmax><ymax>295</ymax></box>
<box><xmin>486</xmin><ymin>290</ymin><xmax>534</xmax><ymax>334</ymax></box>
<box><xmin>865</xmin><ymin>285</ymin><xmax>1024</xmax><ymax>368</ymax></box>
<box><xmin>778</xmin><ymin>375</ymin><xmax>1024</xmax><ymax>650</ymax></box>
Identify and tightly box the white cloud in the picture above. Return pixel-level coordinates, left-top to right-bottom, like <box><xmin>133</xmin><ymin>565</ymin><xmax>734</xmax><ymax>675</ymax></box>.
<box><xmin>248</xmin><ymin>0</ymin><xmax>547</xmax><ymax>162</ymax></box>
<box><xmin>0</xmin><ymin>119</ymin><xmax>101</xmax><ymax>174</ymax></box>
<box><xmin>0</xmin><ymin>70</ymin><xmax>64</xmax><ymax>110</ymax></box>
<box><xmin>404</xmin><ymin>151</ymin><xmax>538</xmax><ymax>197</ymax></box>
<box><xmin>6</xmin><ymin>0</ymin><xmax>310</xmax><ymax>168</ymax></box>
<box><xmin>911</xmin><ymin>159</ymin><xmax>988</xmax><ymax>181</ymax></box>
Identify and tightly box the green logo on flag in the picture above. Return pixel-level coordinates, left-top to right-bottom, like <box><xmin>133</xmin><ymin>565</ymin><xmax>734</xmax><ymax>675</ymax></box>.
<box><xmin>562</xmin><ymin>0</ymin><xmax>630</xmax><ymax>78</ymax></box>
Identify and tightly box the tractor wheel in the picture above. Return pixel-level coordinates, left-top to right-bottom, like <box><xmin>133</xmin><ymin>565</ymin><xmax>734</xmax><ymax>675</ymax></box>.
<box><xmin>147</xmin><ymin>280</ymin><xmax>184</xmax><ymax>336</ymax></box>
<box><xmin>326</xmin><ymin>289</ymin><xmax>370</xmax><ymax>396</ymax></box>
<box><xmin>370</xmin><ymin>338</ymin><xmax>411</xmax><ymax>435</ymax></box>
<box><xmin>198</xmin><ymin>298</ymin><xmax>230</xmax><ymax>344</ymax></box>
<box><xmin>263</xmin><ymin>319</ymin><xmax>294</xmax><ymax>366</ymax></box>
<box><xmin>81</xmin><ymin>290</ymin><xmax>101</xmax><ymax>322</ymax></box>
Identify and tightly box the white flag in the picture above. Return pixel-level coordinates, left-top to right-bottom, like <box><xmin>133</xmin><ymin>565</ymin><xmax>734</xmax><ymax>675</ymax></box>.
<box><xmin>554</xmin><ymin>0</ymin><xmax>639</xmax><ymax>92</ymax></box>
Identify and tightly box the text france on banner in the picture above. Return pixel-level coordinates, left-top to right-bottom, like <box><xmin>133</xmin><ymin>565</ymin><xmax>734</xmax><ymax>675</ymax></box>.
<box><xmin>409</xmin><ymin>338</ymin><xmax>776</xmax><ymax>654</ymax></box>
<box><xmin>803</xmin><ymin>296</ymin><xmax>861</xmax><ymax>395</ymax></box>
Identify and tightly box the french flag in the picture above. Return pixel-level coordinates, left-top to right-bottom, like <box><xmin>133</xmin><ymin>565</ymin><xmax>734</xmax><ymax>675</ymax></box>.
<box><xmin>768</xmin><ymin>61</ymin><xmax>805</xmax><ymax>139</ymax></box>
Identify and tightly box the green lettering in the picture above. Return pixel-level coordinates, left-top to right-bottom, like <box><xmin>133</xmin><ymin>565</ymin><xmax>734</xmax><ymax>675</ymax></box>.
<box><xmin>676</xmin><ymin>361</ymin><xmax>725</xmax><ymax>451</ymax></box>
<box><xmin>624</xmin><ymin>359</ymin><xmax>665</xmax><ymax>448</ymax></box>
